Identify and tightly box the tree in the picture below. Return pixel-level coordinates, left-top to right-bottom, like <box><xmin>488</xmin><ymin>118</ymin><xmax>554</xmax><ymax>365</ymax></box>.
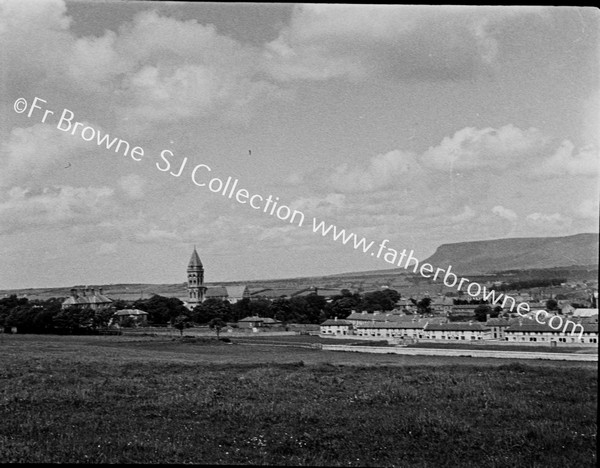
<box><xmin>359</xmin><ymin>289</ymin><xmax>400</xmax><ymax>312</ymax></box>
<box><xmin>546</xmin><ymin>299</ymin><xmax>559</xmax><ymax>311</ymax></box>
<box><xmin>133</xmin><ymin>295</ymin><xmax>188</xmax><ymax>325</ymax></box>
<box><xmin>209</xmin><ymin>318</ymin><xmax>226</xmax><ymax>339</ymax></box>
<box><xmin>417</xmin><ymin>297</ymin><xmax>432</xmax><ymax>315</ymax></box>
<box><xmin>192</xmin><ymin>298</ymin><xmax>232</xmax><ymax>324</ymax></box>
<box><xmin>53</xmin><ymin>306</ymin><xmax>95</xmax><ymax>332</ymax></box>
<box><xmin>173</xmin><ymin>314</ymin><xmax>191</xmax><ymax>336</ymax></box>
<box><xmin>474</xmin><ymin>304</ymin><xmax>492</xmax><ymax>322</ymax></box>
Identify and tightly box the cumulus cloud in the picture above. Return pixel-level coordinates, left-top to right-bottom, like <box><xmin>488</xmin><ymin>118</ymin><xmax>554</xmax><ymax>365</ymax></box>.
<box><xmin>492</xmin><ymin>205</ymin><xmax>518</xmax><ymax>222</ymax></box>
<box><xmin>0</xmin><ymin>185</ymin><xmax>115</xmax><ymax>234</ymax></box>
<box><xmin>526</xmin><ymin>212</ymin><xmax>571</xmax><ymax>227</ymax></box>
<box><xmin>262</xmin><ymin>5</ymin><xmax>543</xmax><ymax>82</ymax></box>
<box><xmin>420</xmin><ymin>125</ymin><xmax>549</xmax><ymax>172</ymax></box>
<box><xmin>329</xmin><ymin>150</ymin><xmax>422</xmax><ymax>193</ymax></box>
<box><xmin>0</xmin><ymin>123</ymin><xmax>90</xmax><ymax>187</ymax></box>
<box><xmin>533</xmin><ymin>141</ymin><xmax>599</xmax><ymax>177</ymax></box>
<box><xmin>451</xmin><ymin>205</ymin><xmax>477</xmax><ymax>223</ymax></box>
<box><xmin>1</xmin><ymin>2</ymin><xmax>284</xmax><ymax>127</ymax></box>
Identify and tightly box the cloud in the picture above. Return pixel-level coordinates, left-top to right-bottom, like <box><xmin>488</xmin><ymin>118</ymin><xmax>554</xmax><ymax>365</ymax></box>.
<box><xmin>262</xmin><ymin>5</ymin><xmax>543</xmax><ymax>82</ymax></box>
<box><xmin>451</xmin><ymin>205</ymin><xmax>477</xmax><ymax>223</ymax></box>
<box><xmin>329</xmin><ymin>150</ymin><xmax>422</xmax><ymax>193</ymax></box>
<box><xmin>1</xmin><ymin>2</ymin><xmax>284</xmax><ymax>128</ymax></box>
<box><xmin>118</xmin><ymin>174</ymin><xmax>145</xmax><ymax>199</ymax></box>
<box><xmin>290</xmin><ymin>193</ymin><xmax>346</xmax><ymax>217</ymax></box>
<box><xmin>0</xmin><ymin>185</ymin><xmax>115</xmax><ymax>234</ymax></box>
<box><xmin>525</xmin><ymin>212</ymin><xmax>571</xmax><ymax>227</ymax></box>
<box><xmin>492</xmin><ymin>205</ymin><xmax>517</xmax><ymax>222</ymax></box>
<box><xmin>533</xmin><ymin>141</ymin><xmax>599</xmax><ymax>177</ymax></box>
<box><xmin>573</xmin><ymin>198</ymin><xmax>600</xmax><ymax>219</ymax></box>
<box><xmin>420</xmin><ymin>125</ymin><xmax>549</xmax><ymax>172</ymax></box>
<box><xmin>0</xmin><ymin>123</ymin><xmax>90</xmax><ymax>187</ymax></box>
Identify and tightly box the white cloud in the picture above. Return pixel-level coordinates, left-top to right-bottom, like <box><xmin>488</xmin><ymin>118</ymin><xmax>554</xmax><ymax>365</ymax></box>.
<box><xmin>451</xmin><ymin>205</ymin><xmax>477</xmax><ymax>223</ymax></box>
<box><xmin>533</xmin><ymin>141</ymin><xmax>599</xmax><ymax>177</ymax></box>
<box><xmin>0</xmin><ymin>185</ymin><xmax>115</xmax><ymax>234</ymax></box>
<box><xmin>1</xmin><ymin>3</ymin><xmax>284</xmax><ymax>128</ymax></box>
<box><xmin>525</xmin><ymin>212</ymin><xmax>571</xmax><ymax>226</ymax></box>
<box><xmin>0</xmin><ymin>123</ymin><xmax>90</xmax><ymax>187</ymax></box>
<box><xmin>262</xmin><ymin>5</ymin><xmax>544</xmax><ymax>82</ymax></box>
<box><xmin>420</xmin><ymin>125</ymin><xmax>549</xmax><ymax>172</ymax></box>
<box><xmin>492</xmin><ymin>205</ymin><xmax>517</xmax><ymax>222</ymax></box>
<box><xmin>329</xmin><ymin>150</ymin><xmax>421</xmax><ymax>193</ymax></box>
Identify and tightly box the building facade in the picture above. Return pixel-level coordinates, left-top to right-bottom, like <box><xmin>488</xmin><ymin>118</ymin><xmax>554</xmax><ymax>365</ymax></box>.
<box><xmin>61</xmin><ymin>287</ymin><xmax>112</xmax><ymax>310</ymax></box>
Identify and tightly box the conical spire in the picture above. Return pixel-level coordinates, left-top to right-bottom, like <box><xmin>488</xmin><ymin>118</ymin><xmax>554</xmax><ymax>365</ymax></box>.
<box><xmin>188</xmin><ymin>246</ymin><xmax>203</xmax><ymax>268</ymax></box>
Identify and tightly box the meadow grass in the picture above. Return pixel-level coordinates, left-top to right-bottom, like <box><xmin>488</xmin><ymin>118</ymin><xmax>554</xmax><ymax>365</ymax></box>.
<box><xmin>0</xmin><ymin>334</ymin><xmax>596</xmax><ymax>466</ymax></box>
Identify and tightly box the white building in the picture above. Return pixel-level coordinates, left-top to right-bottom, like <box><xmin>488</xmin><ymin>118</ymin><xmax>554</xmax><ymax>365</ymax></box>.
<box><xmin>320</xmin><ymin>318</ymin><xmax>353</xmax><ymax>336</ymax></box>
<box><xmin>423</xmin><ymin>322</ymin><xmax>492</xmax><ymax>341</ymax></box>
<box><xmin>504</xmin><ymin>320</ymin><xmax>598</xmax><ymax>345</ymax></box>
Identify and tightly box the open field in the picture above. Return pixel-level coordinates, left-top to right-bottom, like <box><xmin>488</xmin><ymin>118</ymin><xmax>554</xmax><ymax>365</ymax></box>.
<box><xmin>0</xmin><ymin>334</ymin><xmax>597</xmax><ymax>466</ymax></box>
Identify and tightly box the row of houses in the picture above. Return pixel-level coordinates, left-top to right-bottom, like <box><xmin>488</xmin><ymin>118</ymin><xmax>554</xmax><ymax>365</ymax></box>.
<box><xmin>320</xmin><ymin>314</ymin><xmax>599</xmax><ymax>345</ymax></box>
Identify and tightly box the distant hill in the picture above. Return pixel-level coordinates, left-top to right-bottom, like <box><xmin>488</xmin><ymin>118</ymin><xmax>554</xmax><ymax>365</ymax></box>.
<box><xmin>421</xmin><ymin>233</ymin><xmax>599</xmax><ymax>274</ymax></box>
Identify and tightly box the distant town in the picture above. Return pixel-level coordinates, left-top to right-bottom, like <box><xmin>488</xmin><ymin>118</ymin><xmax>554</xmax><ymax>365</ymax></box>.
<box><xmin>1</xmin><ymin>246</ymin><xmax>597</xmax><ymax>348</ymax></box>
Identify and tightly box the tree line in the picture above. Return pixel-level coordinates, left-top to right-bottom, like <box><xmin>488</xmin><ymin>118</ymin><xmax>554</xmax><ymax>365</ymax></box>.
<box><xmin>0</xmin><ymin>289</ymin><xmax>402</xmax><ymax>333</ymax></box>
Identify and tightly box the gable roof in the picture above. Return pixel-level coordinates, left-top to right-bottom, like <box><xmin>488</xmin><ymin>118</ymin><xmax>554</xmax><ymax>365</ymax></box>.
<box><xmin>225</xmin><ymin>285</ymin><xmax>248</xmax><ymax>298</ymax></box>
<box><xmin>321</xmin><ymin>319</ymin><xmax>352</xmax><ymax>326</ymax></box>
<box><xmin>425</xmin><ymin>322</ymin><xmax>491</xmax><ymax>332</ymax></box>
<box><xmin>205</xmin><ymin>286</ymin><xmax>228</xmax><ymax>298</ymax></box>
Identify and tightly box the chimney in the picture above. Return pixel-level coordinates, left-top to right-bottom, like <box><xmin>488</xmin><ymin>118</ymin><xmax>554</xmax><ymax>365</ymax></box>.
<box><xmin>334</xmin><ymin>316</ymin><xmax>338</xmax><ymax>321</ymax></box>
<box><xmin>99</xmin><ymin>287</ymin><xmax>104</xmax><ymax>295</ymax></box>
<box><xmin>70</xmin><ymin>288</ymin><xmax>77</xmax><ymax>298</ymax></box>
<box><xmin>82</xmin><ymin>288</ymin><xmax>87</xmax><ymax>297</ymax></box>
<box><xmin>90</xmin><ymin>288</ymin><xmax>96</xmax><ymax>296</ymax></box>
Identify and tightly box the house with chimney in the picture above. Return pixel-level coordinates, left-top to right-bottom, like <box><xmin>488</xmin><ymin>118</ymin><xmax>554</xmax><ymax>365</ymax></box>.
<box><xmin>61</xmin><ymin>287</ymin><xmax>113</xmax><ymax>310</ymax></box>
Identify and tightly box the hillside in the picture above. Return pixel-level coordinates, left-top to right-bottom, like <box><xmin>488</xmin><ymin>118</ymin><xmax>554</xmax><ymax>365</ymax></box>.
<box><xmin>421</xmin><ymin>233</ymin><xmax>599</xmax><ymax>274</ymax></box>
<box><xmin>2</xmin><ymin>233</ymin><xmax>597</xmax><ymax>301</ymax></box>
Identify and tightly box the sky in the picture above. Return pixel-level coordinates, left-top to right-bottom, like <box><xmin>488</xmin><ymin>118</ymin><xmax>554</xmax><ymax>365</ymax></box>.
<box><xmin>0</xmin><ymin>2</ymin><xmax>599</xmax><ymax>289</ymax></box>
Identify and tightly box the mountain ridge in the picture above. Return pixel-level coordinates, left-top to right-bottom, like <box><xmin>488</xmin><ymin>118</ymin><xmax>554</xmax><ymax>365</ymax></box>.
<box><xmin>1</xmin><ymin>233</ymin><xmax>597</xmax><ymax>298</ymax></box>
<box><xmin>420</xmin><ymin>232</ymin><xmax>598</xmax><ymax>274</ymax></box>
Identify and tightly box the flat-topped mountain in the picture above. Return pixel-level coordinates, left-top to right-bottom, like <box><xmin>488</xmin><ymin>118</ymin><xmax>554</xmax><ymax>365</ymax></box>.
<box><xmin>422</xmin><ymin>233</ymin><xmax>599</xmax><ymax>274</ymax></box>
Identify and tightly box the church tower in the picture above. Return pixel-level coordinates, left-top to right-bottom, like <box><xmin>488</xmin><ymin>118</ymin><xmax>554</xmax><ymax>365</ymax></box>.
<box><xmin>187</xmin><ymin>246</ymin><xmax>207</xmax><ymax>306</ymax></box>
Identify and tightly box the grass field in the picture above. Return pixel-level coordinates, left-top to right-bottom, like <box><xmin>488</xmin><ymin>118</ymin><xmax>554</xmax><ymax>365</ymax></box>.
<box><xmin>0</xmin><ymin>334</ymin><xmax>597</xmax><ymax>466</ymax></box>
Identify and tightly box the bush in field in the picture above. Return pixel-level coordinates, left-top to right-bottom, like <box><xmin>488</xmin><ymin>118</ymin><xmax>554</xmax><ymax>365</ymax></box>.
<box><xmin>209</xmin><ymin>317</ymin><xmax>226</xmax><ymax>339</ymax></box>
<box><xmin>133</xmin><ymin>295</ymin><xmax>188</xmax><ymax>325</ymax></box>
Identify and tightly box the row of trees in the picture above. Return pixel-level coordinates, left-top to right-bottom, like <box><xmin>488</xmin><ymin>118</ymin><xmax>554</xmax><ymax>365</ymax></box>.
<box><xmin>0</xmin><ymin>289</ymin><xmax>403</xmax><ymax>333</ymax></box>
<box><xmin>0</xmin><ymin>296</ymin><xmax>115</xmax><ymax>334</ymax></box>
<box><xmin>2</xmin><ymin>288</ymin><xmax>572</xmax><ymax>333</ymax></box>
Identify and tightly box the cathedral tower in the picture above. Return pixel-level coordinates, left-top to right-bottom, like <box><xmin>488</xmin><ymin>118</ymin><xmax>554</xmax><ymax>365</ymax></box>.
<box><xmin>187</xmin><ymin>246</ymin><xmax>207</xmax><ymax>305</ymax></box>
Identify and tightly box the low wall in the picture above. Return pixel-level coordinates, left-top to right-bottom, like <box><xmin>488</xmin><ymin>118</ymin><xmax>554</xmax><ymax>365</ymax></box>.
<box><xmin>321</xmin><ymin>344</ymin><xmax>598</xmax><ymax>361</ymax></box>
